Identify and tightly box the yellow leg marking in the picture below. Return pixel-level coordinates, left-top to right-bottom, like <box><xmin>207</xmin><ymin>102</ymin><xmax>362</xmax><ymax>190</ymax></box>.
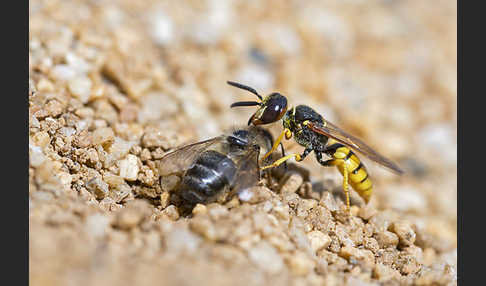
<box><xmin>261</xmin><ymin>153</ymin><xmax>302</xmax><ymax>170</ymax></box>
<box><xmin>261</xmin><ymin>128</ymin><xmax>292</xmax><ymax>161</ymax></box>
<box><xmin>342</xmin><ymin>163</ymin><xmax>351</xmax><ymax>215</ymax></box>
<box><xmin>285</xmin><ymin>129</ymin><xmax>293</xmax><ymax>140</ymax></box>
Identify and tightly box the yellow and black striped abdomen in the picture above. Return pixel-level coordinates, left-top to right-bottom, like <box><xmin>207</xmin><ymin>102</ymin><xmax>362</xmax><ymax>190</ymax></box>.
<box><xmin>329</xmin><ymin>142</ymin><xmax>373</xmax><ymax>203</ymax></box>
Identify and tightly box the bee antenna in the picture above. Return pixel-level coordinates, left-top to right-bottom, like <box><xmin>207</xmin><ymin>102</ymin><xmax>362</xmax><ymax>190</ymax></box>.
<box><xmin>227</xmin><ymin>81</ymin><xmax>263</xmax><ymax>101</ymax></box>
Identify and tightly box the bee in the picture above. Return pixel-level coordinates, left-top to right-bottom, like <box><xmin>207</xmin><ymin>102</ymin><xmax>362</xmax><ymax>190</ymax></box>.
<box><xmin>229</xmin><ymin>81</ymin><xmax>404</xmax><ymax>213</ymax></box>
<box><xmin>158</xmin><ymin>126</ymin><xmax>278</xmax><ymax>205</ymax></box>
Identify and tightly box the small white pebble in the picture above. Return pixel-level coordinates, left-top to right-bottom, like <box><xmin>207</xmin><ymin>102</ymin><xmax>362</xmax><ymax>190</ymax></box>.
<box><xmin>29</xmin><ymin>144</ymin><xmax>46</xmax><ymax>167</ymax></box>
<box><xmin>92</xmin><ymin>127</ymin><xmax>115</xmax><ymax>147</ymax></box>
<box><xmin>109</xmin><ymin>137</ymin><xmax>135</xmax><ymax>160</ymax></box>
<box><xmin>60</xmin><ymin>127</ymin><xmax>76</xmax><ymax>137</ymax></box>
<box><xmin>51</xmin><ymin>64</ymin><xmax>76</xmax><ymax>81</ymax></box>
<box><xmin>248</xmin><ymin>241</ymin><xmax>284</xmax><ymax>274</ymax></box>
<box><xmin>85</xmin><ymin>213</ymin><xmax>110</xmax><ymax>238</ymax></box>
<box><xmin>286</xmin><ymin>251</ymin><xmax>315</xmax><ymax>276</ymax></box>
<box><xmin>85</xmin><ymin>177</ymin><xmax>109</xmax><ymax>199</ymax></box>
<box><xmin>75</xmin><ymin>120</ymin><xmax>89</xmax><ymax>131</ymax></box>
<box><xmin>307</xmin><ymin>230</ymin><xmax>332</xmax><ymax>253</ymax></box>
<box><xmin>165</xmin><ymin>227</ymin><xmax>201</xmax><ymax>255</ymax></box>
<box><xmin>280</xmin><ymin>172</ymin><xmax>304</xmax><ymax>195</ymax></box>
<box><xmin>148</xmin><ymin>10</ymin><xmax>174</xmax><ymax>45</ymax></box>
<box><xmin>137</xmin><ymin>93</ymin><xmax>178</xmax><ymax>124</ymax></box>
<box><xmin>238</xmin><ymin>188</ymin><xmax>253</xmax><ymax>202</ymax></box>
<box><xmin>68</xmin><ymin>76</ymin><xmax>92</xmax><ymax>103</ymax></box>
<box><xmin>65</xmin><ymin>52</ymin><xmax>90</xmax><ymax>74</ymax></box>
<box><xmin>119</xmin><ymin>154</ymin><xmax>139</xmax><ymax>181</ymax></box>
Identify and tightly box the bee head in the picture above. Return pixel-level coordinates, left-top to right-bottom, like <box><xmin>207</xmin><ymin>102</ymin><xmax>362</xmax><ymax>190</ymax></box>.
<box><xmin>228</xmin><ymin>81</ymin><xmax>288</xmax><ymax>126</ymax></box>
<box><xmin>227</xmin><ymin>129</ymin><xmax>249</xmax><ymax>148</ymax></box>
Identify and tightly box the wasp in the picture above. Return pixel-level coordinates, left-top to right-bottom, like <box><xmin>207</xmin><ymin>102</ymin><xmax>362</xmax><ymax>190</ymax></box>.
<box><xmin>158</xmin><ymin>125</ymin><xmax>280</xmax><ymax>205</ymax></box>
<box><xmin>229</xmin><ymin>81</ymin><xmax>404</xmax><ymax>213</ymax></box>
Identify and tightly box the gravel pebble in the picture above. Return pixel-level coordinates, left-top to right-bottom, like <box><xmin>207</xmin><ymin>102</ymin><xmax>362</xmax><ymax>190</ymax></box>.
<box><xmin>119</xmin><ymin>154</ymin><xmax>139</xmax><ymax>181</ymax></box>
<box><xmin>320</xmin><ymin>192</ymin><xmax>339</xmax><ymax>212</ymax></box>
<box><xmin>286</xmin><ymin>251</ymin><xmax>315</xmax><ymax>276</ymax></box>
<box><xmin>92</xmin><ymin>127</ymin><xmax>115</xmax><ymax>148</ymax></box>
<box><xmin>248</xmin><ymin>241</ymin><xmax>284</xmax><ymax>274</ymax></box>
<box><xmin>29</xmin><ymin>144</ymin><xmax>46</xmax><ymax>167</ymax></box>
<box><xmin>50</xmin><ymin>64</ymin><xmax>76</xmax><ymax>81</ymax></box>
<box><xmin>280</xmin><ymin>172</ymin><xmax>304</xmax><ymax>195</ymax></box>
<box><xmin>192</xmin><ymin>204</ymin><xmax>208</xmax><ymax>216</ymax></box>
<box><xmin>165</xmin><ymin>226</ymin><xmax>201</xmax><ymax>255</ymax></box>
<box><xmin>207</xmin><ymin>204</ymin><xmax>229</xmax><ymax>220</ymax></box>
<box><xmin>68</xmin><ymin>76</ymin><xmax>92</xmax><ymax>103</ymax></box>
<box><xmin>373</xmin><ymin>263</ymin><xmax>400</xmax><ymax>282</ymax></box>
<box><xmin>138</xmin><ymin>93</ymin><xmax>178</xmax><ymax>124</ymax></box>
<box><xmin>238</xmin><ymin>186</ymin><xmax>273</xmax><ymax>204</ymax></box>
<box><xmin>85</xmin><ymin>176</ymin><xmax>109</xmax><ymax>199</ymax></box>
<box><xmin>390</xmin><ymin>221</ymin><xmax>416</xmax><ymax>247</ymax></box>
<box><xmin>114</xmin><ymin>201</ymin><xmax>150</xmax><ymax>230</ymax></box>
<box><xmin>339</xmin><ymin>246</ymin><xmax>375</xmax><ymax>269</ymax></box>
<box><xmin>374</xmin><ymin>231</ymin><xmax>399</xmax><ymax>249</ymax></box>
<box><xmin>108</xmin><ymin>137</ymin><xmax>134</xmax><ymax>160</ymax></box>
<box><xmin>161</xmin><ymin>205</ymin><xmax>179</xmax><ymax>221</ymax></box>
<box><xmin>307</xmin><ymin>230</ymin><xmax>332</xmax><ymax>253</ymax></box>
<box><xmin>358</xmin><ymin>204</ymin><xmax>378</xmax><ymax>221</ymax></box>
<box><xmin>85</xmin><ymin>213</ymin><xmax>110</xmax><ymax>238</ymax></box>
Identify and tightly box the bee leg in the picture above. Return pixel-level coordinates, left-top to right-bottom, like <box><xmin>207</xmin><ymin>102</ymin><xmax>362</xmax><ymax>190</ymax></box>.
<box><xmin>261</xmin><ymin>148</ymin><xmax>312</xmax><ymax>170</ymax></box>
<box><xmin>261</xmin><ymin>128</ymin><xmax>292</xmax><ymax>162</ymax></box>
<box><xmin>315</xmin><ymin>152</ymin><xmax>351</xmax><ymax>215</ymax></box>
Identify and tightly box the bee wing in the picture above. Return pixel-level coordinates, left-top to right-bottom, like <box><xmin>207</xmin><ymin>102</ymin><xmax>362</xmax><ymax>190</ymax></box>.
<box><xmin>306</xmin><ymin>120</ymin><xmax>404</xmax><ymax>175</ymax></box>
<box><xmin>230</xmin><ymin>146</ymin><xmax>261</xmax><ymax>193</ymax></box>
<box><xmin>158</xmin><ymin>136</ymin><xmax>225</xmax><ymax>176</ymax></box>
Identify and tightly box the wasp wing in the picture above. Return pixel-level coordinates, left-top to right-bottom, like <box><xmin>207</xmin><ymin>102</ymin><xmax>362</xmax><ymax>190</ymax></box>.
<box><xmin>306</xmin><ymin>121</ymin><xmax>404</xmax><ymax>175</ymax></box>
<box><xmin>158</xmin><ymin>136</ymin><xmax>225</xmax><ymax>176</ymax></box>
<box><xmin>229</xmin><ymin>146</ymin><xmax>261</xmax><ymax>193</ymax></box>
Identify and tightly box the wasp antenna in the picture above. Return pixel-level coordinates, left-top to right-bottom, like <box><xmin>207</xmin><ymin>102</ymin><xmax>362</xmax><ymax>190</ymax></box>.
<box><xmin>227</xmin><ymin>81</ymin><xmax>263</xmax><ymax>101</ymax></box>
<box><xmin>230</xmin><ymin>101</ymin><xmax>261</xmax><ymax>108</ymax></box>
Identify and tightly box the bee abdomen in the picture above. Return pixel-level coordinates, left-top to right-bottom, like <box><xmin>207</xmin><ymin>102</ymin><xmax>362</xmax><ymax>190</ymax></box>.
<box><xmin>180</xmin><ymin>150</ymin><xmax>237</xmax><ymax>204</ymax></box>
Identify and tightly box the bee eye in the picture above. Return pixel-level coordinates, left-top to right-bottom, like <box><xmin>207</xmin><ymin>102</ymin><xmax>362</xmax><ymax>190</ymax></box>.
<box><xmin>260</xmin><ymin>93</ymin><xmax>287</xmax><ymax>124</ymax></box>
<box><xmin>228</xmin><ymin>130</ymin><xmax>249</xmax><ymax>147</ymax></box>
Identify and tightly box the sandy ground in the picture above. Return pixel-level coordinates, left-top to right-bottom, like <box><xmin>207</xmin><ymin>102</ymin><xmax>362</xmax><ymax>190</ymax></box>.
<box><xmin>29</xmin><ymin>0</ymin><xmax>457</xmax><ymax>285</ymax></box>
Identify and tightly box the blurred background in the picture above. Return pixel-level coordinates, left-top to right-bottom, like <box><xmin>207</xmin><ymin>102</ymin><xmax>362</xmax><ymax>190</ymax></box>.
<box><xmin>30</xmin><ymin>0</ymin><xmax>456</xmax><ymax>284</ymax></box>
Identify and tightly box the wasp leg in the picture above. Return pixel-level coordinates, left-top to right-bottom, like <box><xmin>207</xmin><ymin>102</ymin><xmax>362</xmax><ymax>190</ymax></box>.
<box><xmin>315</xmin><ymin>151</ymin><xmax>335</xmax><ymax>166</ymax></box>
<box><xmin>315</xmin><ymin>152</ymin><xmax>351</xmax><ymax>215</ymax></box>
<box><xmin>342</xmin><ymin>164</ymin><xmax>350</xmax><ymax>215</ymax></box>
<box><xmin>261</xmin><ymin>128</ymin><xmax>292</xmax><ymax>162</ymax></box>
<box><xmin>279</xmin><ymin>142</ymin><xmax>288</xmax><ymax>171</ymax></box>
<box><xmin>261</xmin><ymin>148</ymin><xmax>312</xmax><ymax>170</ymax></box>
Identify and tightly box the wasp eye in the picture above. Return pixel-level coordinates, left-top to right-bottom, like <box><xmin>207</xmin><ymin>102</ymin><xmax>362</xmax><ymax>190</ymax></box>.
<box><xmin>260</xmin><ymin>93</ymin><xmax>287</xmax><ymax>124</ymax></box>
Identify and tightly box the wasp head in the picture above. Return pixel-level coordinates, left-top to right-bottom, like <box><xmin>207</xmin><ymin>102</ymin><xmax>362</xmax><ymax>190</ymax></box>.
<box><xmin>228</xmin><ymin>81</ymin><xmax>288</xmax><ymax>126</ymax></box>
